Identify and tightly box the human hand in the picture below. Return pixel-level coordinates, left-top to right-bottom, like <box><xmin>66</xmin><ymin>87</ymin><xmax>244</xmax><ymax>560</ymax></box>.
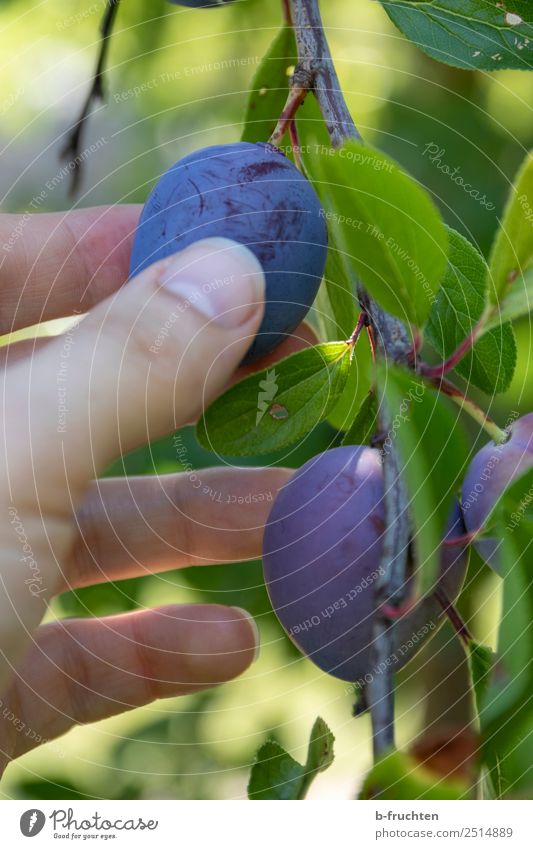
<box><xmin>0</xmin><ymin>206</ymin><xmax>312</xmax><ymax>774</ymax></box>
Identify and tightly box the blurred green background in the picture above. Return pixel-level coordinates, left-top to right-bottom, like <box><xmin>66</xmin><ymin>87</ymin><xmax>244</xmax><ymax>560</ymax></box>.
<box><xmin>0</xmin><ymin>0</ymin><xmax>531</xmax><ymax>800</ymax></box>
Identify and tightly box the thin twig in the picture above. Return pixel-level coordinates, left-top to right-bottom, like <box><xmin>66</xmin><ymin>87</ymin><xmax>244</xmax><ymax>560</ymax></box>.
<box><xmin>269</xmin><ymin>85</ymin><xmax>308</xmax><ymax>146</ymax></box>
<box><xmin>435</xmin><ymin>586</ymin><xmax>473</xmax><ymax>645</ymax></box>
<box><xmin>282</xmin><ymin>0</ymin><xmax>293</xmax><ymax>25</ymax></box>
<box><xmin>443</xmin><ymin>530</ymin><xmax>481</xmax><ymax>547</ymax></box>
<box><xmin>348</xmin><ymin>310</ymin><xmax>367</xmax><ymax>347</ymax></box>
<box><xmin>61</xmin><ymin>0</ymin><xmax>121</xmax><ymax>195</ymax></box>
<box><xmin>419</xmin><ymin>306</ymin><xmax>492</xmax><ymax>381</ymax></box>
<box><xmin>429</xmin><ymin>375</ymin><xmax>508</xmax><ymax>444</ymax></box>
<box><xmin>288</xmin><ymin>119</ymin><xmax>303</xmax><ymax>168</ymax></box>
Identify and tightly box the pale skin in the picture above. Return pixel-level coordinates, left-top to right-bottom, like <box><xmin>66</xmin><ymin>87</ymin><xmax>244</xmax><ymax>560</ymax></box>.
<box><xmin>0</xmin><ymin>206</ymin><xmax>315</xmax><ymax>776</ymax></box>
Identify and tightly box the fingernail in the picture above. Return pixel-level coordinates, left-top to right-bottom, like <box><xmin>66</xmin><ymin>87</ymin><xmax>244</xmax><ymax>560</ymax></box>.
<box><xmin>232</xmin><ymin>607</ymin><xmax>260</xmax><ymax>662</ymax></box>
<box><xmin>160</xmin><ymin>237</ymin><xmax>265</xmax><ymax>329</ymax></box>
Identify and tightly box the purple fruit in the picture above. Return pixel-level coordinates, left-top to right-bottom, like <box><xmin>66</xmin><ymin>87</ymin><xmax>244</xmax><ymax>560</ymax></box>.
<box><xmin>129</xmin><ymin>141</ymin><xmax>328</xmax><ymax>363</ymax></box>
<box><xmin>461</xmin><ymin>413</ymin><xmax>533</xmax><ymax>573</ymax></box>
<box><xmin>263</xmin><ymin>445</ymin><xmax>468</xmax><ymax>683</ymax></box>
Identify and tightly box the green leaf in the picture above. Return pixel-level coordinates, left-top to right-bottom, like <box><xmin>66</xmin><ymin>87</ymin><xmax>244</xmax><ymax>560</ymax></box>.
<box><xmin>196</xmin><ymin>343</ymin><xmax>351</xmax><ymax>456</ymax></box>
<box><xmin>361</xmin><ymin>751</ymin><xmax>468</xmax><ymax>800</ymax></box>
<box><xmin>486</xmin><ymin>264</ymin><xmax>533</xmax><ymax>329</ymax></box>
<box><xmin>247</xmin><ymin>742</ymin><xmax>306</xmax><ymax>800</ymax></box>
<box><xmin>382</xmin><ymin>1</ymin><xmax>533</xmax><ymax>71</ymax></box>
<box><xmin>322</xmin><ymin>233</ymin><xmax>359</xmax><ymax>339</ymax></box>
<box><xmin>305</xmin><ymin>717</ymin><xmax>335</xmax><ymax>776</ymax></box>
<box><xmin>425</xmin><ymin>229</ymin><xmax>517</xmax><ymax>394</ymax></box>
<box><xmin>248</xmin><ymin>717</ymin><xmax>335</xmax><ymax>800</ymax></box>
<box><xmin>328</xmin><ymin>335</ymin><xmax>373</xmax><ymax>431</ymax></box>
<box><xmin>467</xmin><ymin>640</ymin><xmax>495</xmax><ymax>722</ymax></box>
<box><xmin>300</xmin><ymin>124</ymin><xmax>360</xmax><ymax>345</ymax></box>
<box><xmin>466</xmin><ymin>640</ymin><xmax>500</xmax><ymax>798</ymax></box>
<box><xmin>488</xmin><ymin>149</ymin><xmax>533</xmax><ymax>305</ymax></box>
<box><xmin>241</xmin><ymin>26</ymin><xmax>297</xmax><ymax>144</ymax></box>
<box><xmin>342</xmin><ymin>390</ymin><xmax>378</xmax><ymax>446</ymax></box>
<box><xmin>377</xmin><ymin>365</ymin><xmax>469</xmax><ymax>594</ymax></box>
<box><xmin>308</xmin><ymin>142</ymin><xmax>448</xmax><ymax>327</ymax></box>
<box><xmin>296</xmin><ymin>91</ymin><xmax>333</xmax><ymax>158</ymax></box>
<box><xmin>480</xmin><ymin>470</ymin><xmax>533</xmax><ymax>764</ymax></box>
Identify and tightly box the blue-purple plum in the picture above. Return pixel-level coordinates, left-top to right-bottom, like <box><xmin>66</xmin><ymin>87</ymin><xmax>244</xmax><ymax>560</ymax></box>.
<box><xmin>263</xmin><ymin>445</ymin><xmax>469</xmax><ymax>683</ymax></box>
<box><xmin>461</xmin><ymin>413</ymin><xmax>533</xmax><ymax>573</ymax></box>
<box><xmin>129</xmin><ymin>141</ymin><xmax>328</xmax><ymax>363</ymax></box>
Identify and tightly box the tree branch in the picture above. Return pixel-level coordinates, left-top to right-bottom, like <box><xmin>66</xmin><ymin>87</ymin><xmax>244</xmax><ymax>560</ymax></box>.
<box><xmin>290</xmin><ymin>0</ymin><xmax>361</xmax><ymax>146</ymax></box>
<box><xmin>289</xmin><ymin>0</ymin><xmax>412</xmax><ymax>760</ymax></box>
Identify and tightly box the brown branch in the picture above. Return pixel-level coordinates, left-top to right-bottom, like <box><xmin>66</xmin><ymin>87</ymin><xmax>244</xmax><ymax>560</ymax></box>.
<box><xmin>269</xmin><ymin>85</ymin><xmax>308</xmax><ymax>146</ymax></box>
<box><xmin>282</xmin><ymin>0</ymin><xmax>293</xmax><ymax>25</ymax></box>
<box><xmin>419</xmin><ymin>306</ymin><xmax>492</xmax><ymax>381</ymax></box>
<box><xmin>290</xmin><ymin>0</ymin><xmax>361</xmax><ymax>146</ymax></box>
<box><xmin>289</xmin><ymin>0</ymin><xmax>411</xmax><ymax>762</ymax></box>
<box><xmin>61</xmin><ymin>0</ymin><xmax>121</xmax><ymax>195</ymax></box>
<box><xmin>435</xmin><ymin>586</ymin><xmax>473</xmax><ymax>646</ymax></box>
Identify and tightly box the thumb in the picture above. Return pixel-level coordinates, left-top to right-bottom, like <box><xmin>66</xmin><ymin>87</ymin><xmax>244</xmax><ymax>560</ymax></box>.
<box><xmin>6</xmin><ymin>238</ymin><xmax>265</xmax><ymax>506</ymax></box>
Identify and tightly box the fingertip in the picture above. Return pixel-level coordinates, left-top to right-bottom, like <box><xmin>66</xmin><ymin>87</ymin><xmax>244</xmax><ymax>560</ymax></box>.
<box><xmin>158</xmin><ymin>237</ymin><xmax>265</xmax><ymax>331</ymax></box>
<box><xmin>231</xmin><ymin>607</ymin><xmax>260</xmax><ymax>663</ymax></box>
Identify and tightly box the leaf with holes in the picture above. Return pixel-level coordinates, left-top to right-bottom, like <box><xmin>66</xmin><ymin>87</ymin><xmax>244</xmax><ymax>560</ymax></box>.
<box><xmin>381</xmin><ymin>1</ymin><xmax>533</xmax><ymax>71</ymax></box>
<box><xmin>196</xmin><ymin>343</ymin><xmax>351</xmax><ymax>456</ymax></box>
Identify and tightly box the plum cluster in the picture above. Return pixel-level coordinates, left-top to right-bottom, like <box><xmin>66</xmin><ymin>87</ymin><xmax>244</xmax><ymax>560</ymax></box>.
<box><xmin>130</xmin><ymin>130</ymin><xmax>531</xmax><ymax>684</ymax></box>
<box><xmin>130</xmin><ymin>142</ymin><xmax>328</xmax><ymax>362</ymax></box>
<box><xmin>263</xmin><ymin>446</ymin><xmax>469</xmax><ymax>682</ymax></box>
<box><xmin>263</xmin><ymin>414</ymin><xmax>533</xmax><ymax>681</ymax></box>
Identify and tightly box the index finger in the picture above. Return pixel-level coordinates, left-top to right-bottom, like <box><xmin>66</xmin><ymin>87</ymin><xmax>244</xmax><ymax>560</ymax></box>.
<box><xmin>0</xmin><ymin>205</ymin><xmax>140</xmax><ymax>335</ymax></box>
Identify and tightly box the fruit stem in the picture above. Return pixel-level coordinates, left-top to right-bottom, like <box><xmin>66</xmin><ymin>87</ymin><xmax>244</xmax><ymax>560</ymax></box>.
<box><xmin>288</xmin><ymin>119</ymin><xmax>303</xmax><ymax>169</ymax></box>
<box><xmin>442</xmin><ymin>529</ymin><xmax>480</xmax><ymax>547</ymax></box>
<box><xmin>269</xmin><ymin>85</ymin><xmax>308</xmax><ymax>146</ymax></box>
<box><xmin>366</xmin><ymin>324</ymin><xmax>377</xmax><ymax>364</ymax></box>
<box><xmin>347</xmin><ymin>311</ymin><xmax>367</xmax><ymax>348</ymax></box>
<box><xmin>434</xmin><ymin>587</ymin><xmax>473</xmax><ymax>646</ymax></box>
<box><xmin>419</xmin><ymin>304</ymin><xmax>493</xmax><ymax>381</ymax></box>
<box><xmin>61</xmin><ymin>0</ymin><xmax>121</xmax><ymax>195</ymax></box>
<box><xmin>282</xmin><ymin>0</ymin><xmax>293</xmax><ymax>25</ymax></box>
<box><xmin>430</xmin><ymin>375</ymin><xmax>508</xmax><ymax>444</ymax></box>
